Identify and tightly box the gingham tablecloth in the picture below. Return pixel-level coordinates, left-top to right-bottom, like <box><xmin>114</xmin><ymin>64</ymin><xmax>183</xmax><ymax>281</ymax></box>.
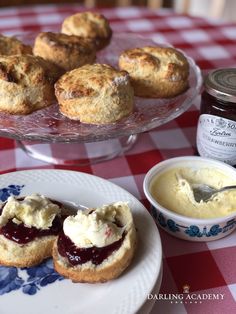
<box><xmin>1</xmin><ymin>4</ymin><xmax>236</xmax><ymax>314</ymax></box>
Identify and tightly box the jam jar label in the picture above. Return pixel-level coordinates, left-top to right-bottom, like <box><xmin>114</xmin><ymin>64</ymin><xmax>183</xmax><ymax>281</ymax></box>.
<box><xmin>197</xmin><ymin>114</ymin><xmax>236</xmax><ymax>165</ymax></box>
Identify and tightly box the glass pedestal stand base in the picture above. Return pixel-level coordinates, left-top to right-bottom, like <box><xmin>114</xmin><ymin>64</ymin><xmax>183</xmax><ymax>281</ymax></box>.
<box><xmin>17</xmin><ymin>134</ymin><xmax>138</xmax><ymax>166</ymax></box>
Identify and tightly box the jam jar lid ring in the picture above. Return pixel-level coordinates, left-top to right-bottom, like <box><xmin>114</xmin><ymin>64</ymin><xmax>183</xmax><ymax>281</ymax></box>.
<box><xmin>205</xmin><ymin>68</ymin><xmax>236</xmax><ymax>103</ymax></box>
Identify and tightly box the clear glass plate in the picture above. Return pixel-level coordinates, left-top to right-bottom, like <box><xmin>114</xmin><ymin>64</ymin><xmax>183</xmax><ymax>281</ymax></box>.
<box><xmin>0</xmin><ymin>33</ymin><xmax>202</xmax><ymax>143</ymax></box>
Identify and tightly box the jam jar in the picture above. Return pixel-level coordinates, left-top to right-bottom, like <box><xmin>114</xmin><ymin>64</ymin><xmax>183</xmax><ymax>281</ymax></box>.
<box><xmin>196</xmin><ymin>68</ymin><xmax>236</xmax><ymax>166</ymax></box>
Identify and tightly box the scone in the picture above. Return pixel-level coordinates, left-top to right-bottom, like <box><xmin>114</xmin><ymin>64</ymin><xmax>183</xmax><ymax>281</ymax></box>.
<box><xmin>55</xmin><ymin>64</ymin><xmax>134</xmax><ymax>124</ymax></box>
<box><xmin>0</xmin><ymin>194</ymin><xmax>66</xmax><ymax>267</ymax></box>
<box><xmin>61</xmin><ymin>12</ymin><xmax>112</xmax><ymax>50</ymax></box>
<box><xmin>0</xmin><ymin>55</ymin><xmax>61</xmax><ymax>114</ymax></box>
<box><xmin>53</xmin><ymin>202</ymin><xmax>137</xmax><ymax>283</ymax></box>
<box><xmin>33</xmin><ymin>32</ymin><xmax>96</xmax><ymax>72</ymax></box>
<box><xmin>0</xmin><ymin>34</ymin><xmax>32</xmax><ymax>56</ymax></box>
<box><xmin>119</xmin><ymin>46</ymin><xmax>189</xmax><ymax>98</ymax></box>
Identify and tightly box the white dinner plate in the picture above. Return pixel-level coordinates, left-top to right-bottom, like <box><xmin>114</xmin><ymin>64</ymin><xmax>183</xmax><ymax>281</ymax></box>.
<box><xmin>0</xmin><ymin>170</ymin><xmax>162</xmax><ymax>314</ymax></box>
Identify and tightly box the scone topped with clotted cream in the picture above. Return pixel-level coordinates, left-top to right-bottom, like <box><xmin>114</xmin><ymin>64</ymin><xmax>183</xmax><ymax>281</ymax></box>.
<box><xmin>53</xmin><ymin>202</ymin><xmax>137</xmax><ymax>283</ymax></box>
<box><xmin>0</xmin><ymin>194</ymin><xmax>66</xmax><ymax>267</ymax></box>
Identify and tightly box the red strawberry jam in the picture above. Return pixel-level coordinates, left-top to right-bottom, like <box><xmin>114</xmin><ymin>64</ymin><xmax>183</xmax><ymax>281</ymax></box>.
<box><xmin>57</xmin><ymin>231</ymin><xmax>124</xmax><ymax>266</ymax></box>
<box><xmin>0</xmin><ymin>199</ymin><xmax>65</xmax><ymax>244</ymax></box>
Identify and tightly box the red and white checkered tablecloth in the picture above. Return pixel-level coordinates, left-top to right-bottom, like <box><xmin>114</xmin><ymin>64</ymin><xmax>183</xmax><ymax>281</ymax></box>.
<box><xmin>1</xmin><ymin>4</ymin><xmax>236</xmax><ymax>314</ymax></box>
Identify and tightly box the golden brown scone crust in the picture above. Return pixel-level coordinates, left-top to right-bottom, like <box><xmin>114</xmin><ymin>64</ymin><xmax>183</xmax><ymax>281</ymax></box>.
<box><xmin>55</xmin><ymin>63</ymin><xmax>134</xmax><ymax>124</ymax></box>
<box><xmin>52</xmin><ymin>207</ymin><xmax>137</xmax><ymax>283</ymax></box>
<box><xmin>33</xmin><ymin>32</ymin><xmax>96</xmax><ymax>72</ymax></box>
<box><xmin>119</xmin><ymin>46</ymin><xmax>189</xmax><ymax>98</ymax></box>
<box><xmin>0</xmin><ymin>234</ymin><xmax>56</xmax><ymax>267</ymax></box>
<box><xmin>61</xmin><ymin>12</ymin><xmax>112</xmax><ymax>50</ymax></box>
<box><xmin>0</xmin><ymin>34</ymin><xmax>32</xmax><ymax>56</ymax></box>
<box><xmin>0</xmin><ymin>55</ymin><xmax>61</xmax><ymax>115</ymax></box>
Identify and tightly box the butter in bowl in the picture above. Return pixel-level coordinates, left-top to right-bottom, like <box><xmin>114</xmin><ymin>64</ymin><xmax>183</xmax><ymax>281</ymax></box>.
<box><xmin>143</xmin><ymin>156</ymin><xmax>236</xmax><ymax>241</ymax></box>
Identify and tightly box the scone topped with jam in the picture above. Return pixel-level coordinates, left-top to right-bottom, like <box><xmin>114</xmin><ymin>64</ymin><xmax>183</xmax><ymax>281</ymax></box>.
<box><xmin>61</xmin><ymin>11</ymin><xmax>112</xmax><ymax>50</ymax></box>
<box><xmin>33</xmin><ymin>32</ymin><xmax>96</xmax><ymax>71</ymax></box>
<box><xmin>119</xmin><ymin>46</ymin><xmax>189</xmax><ymax>98</ymax></box>
<box><xmin>0</xmin><ymin>34</ymin><xmax>32</xmax><ymax>56</ymax></box>
<box><xmin>53</xmin><ymin>202</ymin><xmax>137</xmax><ymax>283</ymax></box>
<box><xmin>55</xmin><ymin>63</ymin><xmax>134</xmax><ymax>124</ymax></box>
<box><xmin>0</xmin><ymin>194</ymin><xmax>65</xmax><ymax>267</ymax></box>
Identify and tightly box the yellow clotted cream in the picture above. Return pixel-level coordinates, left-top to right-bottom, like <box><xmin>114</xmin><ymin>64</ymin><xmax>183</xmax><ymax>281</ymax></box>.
<box><xmin>150</xmin><ymin>167</ymin><xmax>236</xmax><ymax>219</ymax></box>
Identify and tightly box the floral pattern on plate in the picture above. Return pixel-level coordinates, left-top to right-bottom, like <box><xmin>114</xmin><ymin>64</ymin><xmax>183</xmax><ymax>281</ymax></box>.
<box><xmin>0</xmin><ymin>184</ymin><xmax>24</xmax><ymax>202</ymax></box>
<box><xmin>0</xmin><ymin>184</ymin><xmax>64</xmax><ymax>296</ymax></box>
<box><xmin>0</xmin><ymin>259</ymin><xmax>64</xmax><ymax>296</ymax></box>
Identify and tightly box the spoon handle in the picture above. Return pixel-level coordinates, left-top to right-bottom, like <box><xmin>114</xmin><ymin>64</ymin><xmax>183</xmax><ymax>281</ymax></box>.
<box><xmin>220</xmin><ymin>185</ymin><xmax>236</xmax><ymax>193</ymax></box>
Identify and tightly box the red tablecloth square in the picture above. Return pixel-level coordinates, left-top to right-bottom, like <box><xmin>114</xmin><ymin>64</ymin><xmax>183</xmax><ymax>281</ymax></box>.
<box><xmin>166</xmin><ymin>250</ymin><xmax>226</xmax><ymax>292</ymax></box>
<box><xmin>159</xmin><ymin>229</ymin><xmax>208</xmax><ymax>258</ymax></box>
<box><xmin>184</xmin><ymin>286</ymin><xmax>236</xmax><ymax>314</ymax></box>
<box><xmin>211</xmin><ymin>246</ymin><xmax>236</xmax><ymax>285</ymax></box>
<box><xmin>176</xmin><ymin>110</ymin><xmax>200</xmax><ymax>129</ymax></box>
<box><xmin>126</xmin><ymin>150</ymin><xmax>163</xmax><ymax>174</ymax></box>
<box><xmin>0</xmin><ymin>138</ymin><xmax>16</xmax><ymax>150</ymax></box>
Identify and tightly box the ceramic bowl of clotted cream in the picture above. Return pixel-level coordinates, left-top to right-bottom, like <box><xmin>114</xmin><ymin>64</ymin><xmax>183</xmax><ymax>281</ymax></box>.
<box><xmin>143</xmin><ymin>156</ymin><xmax>236</xmax><ymax>241</ymax></box>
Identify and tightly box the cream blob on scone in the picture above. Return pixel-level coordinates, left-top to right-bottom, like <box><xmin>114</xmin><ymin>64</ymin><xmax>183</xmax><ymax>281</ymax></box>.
<box><xmin>119</xmin><ymin>46</ymin><xmax>189</xmax><ymax>98</ymax></box>
<box><xmin>0</xmin><ymin>194</ymin><xmax>66</xmax><ymax>267</ymax></box>
<box><xmin>0</xmin><ymin>55</ymin><xmax>61</xmax><ymax>114</ymax></box>
<box><xmin>33</xmin><ymin>32</ymin><xmax>96</xmax><ymax>71</ymax></box>
<box><xmin>52</xmin><ymin>202</ymin><xmax>137</xmax><ymax>283</ymax></box>
<box><xmin>0</xmin><ymin>34</ymin><xmax>32</xmax><ymax>56</ymax></box>
<box><xmin>55</xmin><ymin>63</ymin><xmax>134</xmax><ymax>124</ymax></box>
<box><xmin>61</xmin><ymin>11</ymin><xmax>112</xmax><ymax>50</ymax></box>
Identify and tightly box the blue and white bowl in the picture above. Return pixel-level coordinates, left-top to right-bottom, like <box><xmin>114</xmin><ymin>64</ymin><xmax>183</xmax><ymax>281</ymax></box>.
<box><xmin>143</xmin><ymin>156</ymin><xmax>236</xmax><ymax>241</ymax></box>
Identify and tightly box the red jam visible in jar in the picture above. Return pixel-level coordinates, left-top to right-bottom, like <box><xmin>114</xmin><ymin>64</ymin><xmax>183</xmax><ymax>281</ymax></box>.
<box><xmin>196</xmin><ymin>68</ymin><xmax>236</xmax><ymax>165</ymax></box>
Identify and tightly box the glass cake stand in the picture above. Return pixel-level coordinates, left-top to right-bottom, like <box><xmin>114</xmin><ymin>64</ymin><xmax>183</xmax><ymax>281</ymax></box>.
<box><xmin>0</xmin><ymin>33</ymin><xmax>202</xmax><ymax>165</ymax></box>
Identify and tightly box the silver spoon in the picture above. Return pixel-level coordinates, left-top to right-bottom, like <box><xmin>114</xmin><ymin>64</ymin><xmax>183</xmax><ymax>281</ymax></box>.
<box><xmin>192</xmin><ymin>184</ymin><xmax>236</xmax><ymax>203</ymax></box>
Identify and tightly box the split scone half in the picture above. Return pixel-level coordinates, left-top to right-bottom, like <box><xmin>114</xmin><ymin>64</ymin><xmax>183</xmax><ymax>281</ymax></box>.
<box><xmin>0</xmin><ymin>194</ymin><xmax>66</xmax><ymax>267</ymax></box>
<box><xmin>53</xmin><ymin>202</ymin><xmax>137</xmax><ymax>283</ymax></box>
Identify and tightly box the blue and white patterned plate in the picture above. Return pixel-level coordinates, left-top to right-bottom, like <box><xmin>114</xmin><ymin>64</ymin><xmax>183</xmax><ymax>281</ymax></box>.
<box><xmin>0</xmin><ymin>170</ymin><xmax>162</xmax><ymax>314</ymax></box>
